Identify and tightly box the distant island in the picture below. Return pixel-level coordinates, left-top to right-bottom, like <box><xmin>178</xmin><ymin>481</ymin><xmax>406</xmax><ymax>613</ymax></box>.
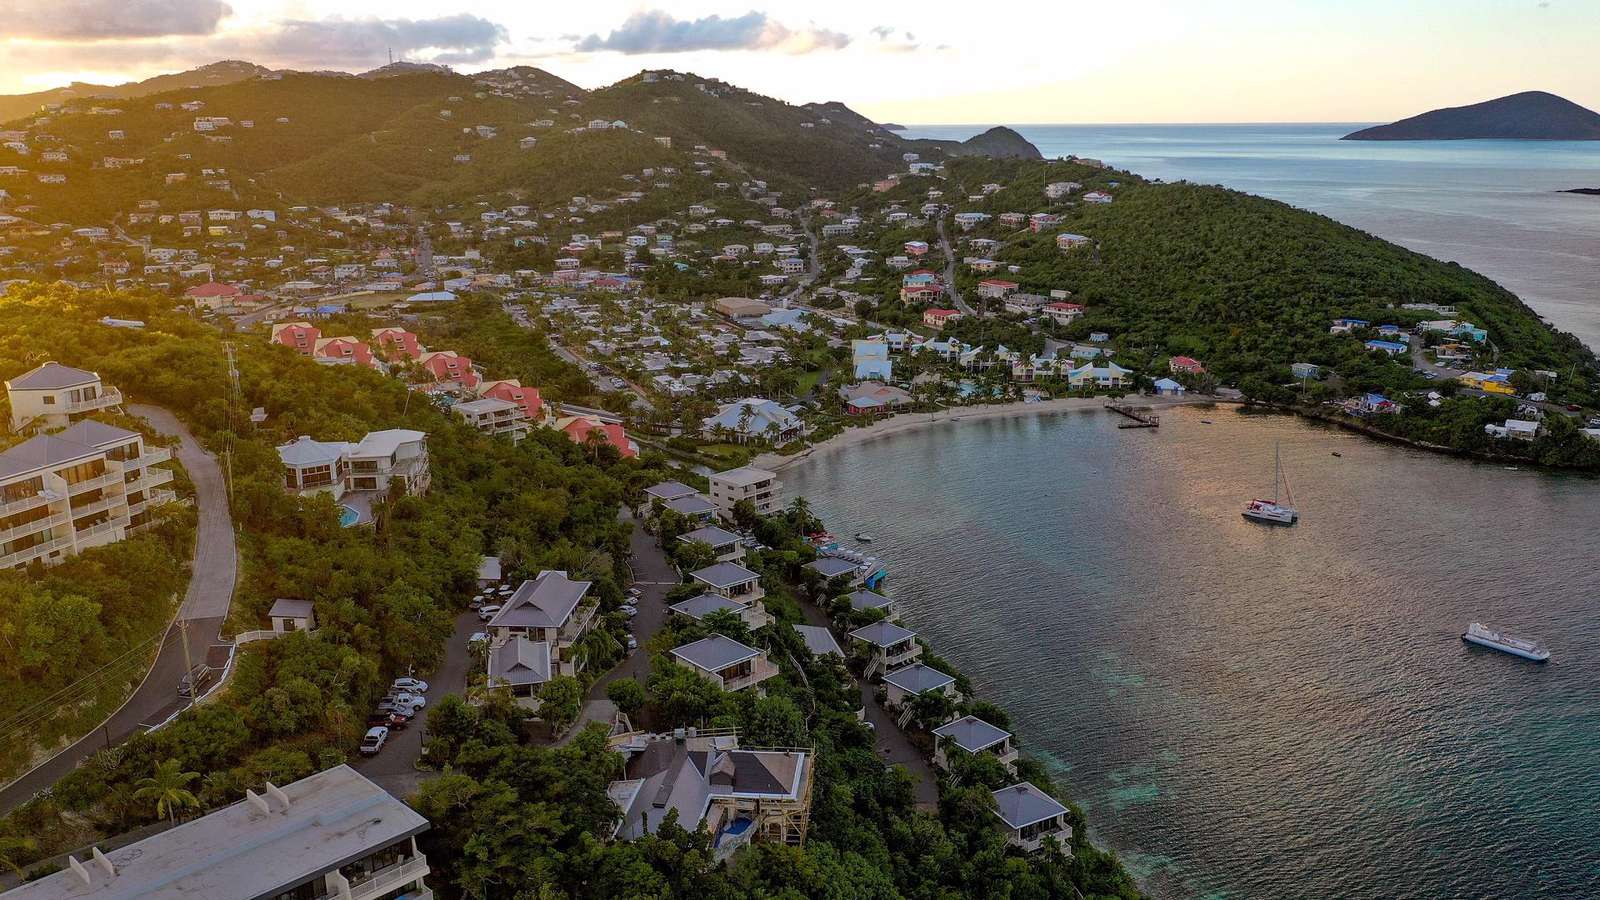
<box><xmin>1343</xmin><ymin>91</ymin><xmax>1600</xmax><ymax>141</ymax></box>
<box><xmin>1562</xmin><ymin>188</ymin><xmax>1600</xmax><ymax>196</ymax></box>
<box><xmin>882</xmin><ymin>122</ymin><xmax>907</xmax><ymax>130</ymax></box>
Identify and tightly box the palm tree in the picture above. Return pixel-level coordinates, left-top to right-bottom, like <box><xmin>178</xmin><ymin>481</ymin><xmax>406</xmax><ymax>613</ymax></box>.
<box><xmin>134</xmin><ymin>759</ymin><xmax>201</xmax><ymax>825</ymax></box>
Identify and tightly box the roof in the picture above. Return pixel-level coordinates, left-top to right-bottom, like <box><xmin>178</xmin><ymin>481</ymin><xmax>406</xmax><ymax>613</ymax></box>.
<box><xmin>991</xmin><ymin>782</ymin><xmax>1068</xmax><ymax>830</ymax></box>
<box><xmin>54</xmin><ymin>419</ymin><xmax>140</xmax><ymax>450</ymax></box>
<box><xmin>268</xmin><ymin>598</ymin><xmax>314</xmax><ymax>620</ymax></box>
<box><xmin>0</xmin><ymin>434</ymin><xmax>104</xmax><ymax>481</ymax></box>
<box><xmin>5</xmin><ymin>765</ymin><xmax>426</xmax><ymax>900</ymax></box>
<box><xmin>793</xmin><ymin>624</ymin><xmax>843</xmax><ymax>657</ymax></box>
<box><xmin>669</xmin><ymin>593</ymin><xmax>749</xmax><ymax>620</ymax></box>
<box><xmin>671</xmin><ymin>634</ymin><xmax>760</xmax><ymax>672</ymax></box>
<box><xmin>848</xmin><ymin>619</ymin><xmax>917</xmax><ymax>648</ymax></box>
<box><xmin>690</xmin><ymin>561</ymin><xmax>760</xmax><ymax>590</ymax></box>
<box><xmin>454</xmin><ymin>397</ymin><xmax>518</xmax><ymax>415</ymax></box>
<box><xmin>806</xmin><ymin>557</ymin><xmax>860</xmax><ymax>578</ymax></box>
<box><xmin>933</xmin><ymin>715</ymin><xmax>1011</xmax><ymax>753</ymax></box>
<box><xmin>845</xmin><ymin>590</ymin><xmax>893</xmax><ymax>611</ymax></box>
<box><xmin>709</xmin><ymin>466</ymin><xmax>776</xmax><ymax>488</ymax></box>
<box><xmin>664</xmin><ymin>494</ymin><xmax>718</xmax><ymax>517</ymax></box>
<box><xmin>6</xmin><ymin>361</ymin><xmax>100</xmax><ymax>391</ymax></box>
<box><xmin>883</xmin><ymin>663</ymin><xmax>956</xmax><ymax>696</ymax></box>
<box><xmin>477</xmin><ymin>555</ymin><xmax>502</xmax><ymax>581</ymax></box>
<box><xmin>644</xmin><ymin>480</ymin><xmax>699</xmax><ymax>501</ymax></box>
<box><xmin>350</xmin><ymin>429</ymin><xmax>426</xmax><ymax>459</ymax></box>
<box><xmin>275</xmin><ymin>435</ymin><xmax>349</xmax><ymax>468</ymax></box>
<box><xmin>678</xmin><ymin>525</ymin><xmax>742</xmax><ymax>548</ymax></box>
<box><xmin>488</xmin><ymin>571</ymin><xmax>592</xmax><ymax>629</ymax></box>
<box><xmin>489</xmin><ymin>635</ymin><xmax>552</xmax><ymax>687</ymax></box>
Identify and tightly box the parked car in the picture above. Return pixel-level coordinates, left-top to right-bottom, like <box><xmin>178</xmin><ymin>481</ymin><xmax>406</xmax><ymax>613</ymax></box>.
<box><xmin>469</xmin><ymin>631</ymin><xmax>490</xmax><ymax>646</ymax></box>
<box><xmin>478</xmin><ymin>604</ymin><xmax>502</xmax><ymax>622</ymax></box>
<box><xmin>386</xmin><ymin>692</ymin><xmax>426</xmax><ymax>709</ymax></box>
<box><xmin>359</xmin><ymin>726</ymin><xmax>389</xmax><ymax>756</ymax></box>
<box><xmin>626</xmin><ymin>635</ymin><xmax>638</xmax><ymax>650</ymax></box>
<box><xmin>177</xmin><ymin>664</ymin><xmax>214</xmax><ymax>698</ymax></box>
<box><xmin>376</xmin><ymin>699</ymin><xmax>416</xmax><ymax>715</ymax></box>
<box><xmin>627</xmin><ymin>587</ymin><xmax>642</xmax><ymax>598</ymax></box>
<box><xmin>392</xmin><ymin>677</ymin><xmax>429</xmax><ymax>693</ymax></box>
<box><xmin>469</xmin><ymin>596</ymin><xmax>487</xmax><ymax>610</ymax></box>
<box><xmin>367</xmin><ymin>712</ymin><xmax>408</xmax><ymax>729</ymax></box>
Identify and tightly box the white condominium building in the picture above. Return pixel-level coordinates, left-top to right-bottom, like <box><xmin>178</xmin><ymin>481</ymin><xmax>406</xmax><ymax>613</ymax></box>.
<box><xmin>0</xmin><ymin>419</ymin><xmax>175</xmax><ymax>570</ymax></box>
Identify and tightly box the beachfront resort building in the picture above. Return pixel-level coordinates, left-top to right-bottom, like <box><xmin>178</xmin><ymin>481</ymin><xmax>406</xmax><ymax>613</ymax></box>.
<box><xmin>0</xmin><ymin>420</ymin><xmax>175</xmax><ymax>570</ymax></box>
<box><xmin>702</xmin><ymin>399</ymin><xmax>803</xmax><ymax>444</ymax></box>
<box><xmin>678</xmin><ymin>524</ymin><xmax>746</xmax><ymax>564</ymax></box>
<box><xmin>670</xmin><ymin>634</ymin><xmax>780</xmax><ymax>693</ymax></box>
<box><xmin>6</xmin><ymin>362</ymin><xmax>123</xmax><ymax>432</ymax></box>
<box><xmin>3</xmin><ymin>765</ymin><xmax>434</xmax><ymax>900</ymax></box>
<box><xmin>932</xmin><ymin>715</ymin><xmax>1018</xmax><ymax>775</ymax></box>
<box><xmin>707</xmin><ymin>466</ymin><xmax>781</xmax><ymax>519</ymax></box>
<box><xmin>848</xmin><ymin>620</ymin><xmax>922</xmax><ymax>677</ymax></box>
<box><xmin>607</xmin><ymin>728</ymin><xmax>813</xmax><ymax>859</ymax></box>
<box><xmin>276</xmin><ymin>429</ymin><xmax>431</xmax><ymax>503</ymax></box>
<box><xmin>991</xmin><ymin>782</ymin><xmax>1073</xmax><ymax>853</ymax></box>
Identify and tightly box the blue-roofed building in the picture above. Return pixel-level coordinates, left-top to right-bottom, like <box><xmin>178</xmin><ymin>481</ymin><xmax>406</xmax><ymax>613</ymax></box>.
<box><xmin>1152</xmin><ymin>377</ymin><xmax>1185</xmax><ymax>396</ymax></box>
<box><xmin>1364</xmin><ymin>339</ymin><xmax>1409</xmax><ymax>356</ymax></box>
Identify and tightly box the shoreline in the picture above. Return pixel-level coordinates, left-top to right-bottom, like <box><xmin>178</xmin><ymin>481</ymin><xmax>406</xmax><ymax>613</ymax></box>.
<box><xmin>753</xmin><ymin>395</ymin><xmax>1221</xmax><ymax>472</ymax></box>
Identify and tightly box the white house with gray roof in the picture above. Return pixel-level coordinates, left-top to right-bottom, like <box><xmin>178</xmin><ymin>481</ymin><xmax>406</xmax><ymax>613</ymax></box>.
<box><xmin>847</xmin><ymin>620</ymin><xmax>921</xmax><ymax>676</ymax></box>
<box><xmin>806</xmin><ymin>556</ymin><xmax>863</xmax><ymax>585</ymax></box>
<box><xmin>276</xmin><ymin>429</ymin><xmax>430</xmax><ymax>502</ymax></box>
<box><xmin>670</xmin><ymin>634</ymin><xmax>779</xmax><ymax>693</ymax></box>
<box><xmin>932</xmin><ymin>715</ymin><xmax>1017</xmax><ymax>775</ymax></box>
<box><xmin>643</xmin><ymin>480</ymin><xmax>699</xmax><ymax>503</ymax></box>
<box><xmin>843</xmin><ymin>589</ymin><xmax>895</xmax><ymax>618</ymax></box>
<box><xmin>3</xmin><ymin>765</ymin><xmax>432</xmax><ymax>900</ymax></box>
<box><xmin>991</xmin><ymin>782</ymin><xmax>1072</xmax><ymax>853</ymax></box>
<box><xmin>677</xmin><ymin>524</ymin><xmax>744</xmax><ymax>563</ymax></box>
<box><xmin>669</xmin><ymin>591</ymin><xmax>773</xmax><ymax>630</ymax></box>
<box><xmin>690</xmin><ymin>561</ymin><xmax>765</xmax><ymax>604</ymax></box>
<box><xmin>486</xmin><ymin>570</ymin><xmax>597</xmax><ymax>678</ymax></box>
<box><xmin>486</xmin><ymin>635</ymin><xmax>553</xmax><ymax>709</ymax></box>
<box><xmin>882</xmin><ymin>662</ymin><xmax>957</xmax><ymax>710</ymax></box>
<box><xmin>5</xmin><ymin>361</ymin><xmax>122</xmax><ymax>432</ymax></box>
<box><xmin>0</xmin><ymin>419</ymin><xmax>174</xmax><ymax>570</ymax></box>
<box><xmin>706</xmin><ymin>465</ymin><xmax>781</xmax><ymax>519</ymax></box>
<box><xmin>701</xmin><ymin>398</ymin><xmax>802</xmax><ymax>444</ymax></box>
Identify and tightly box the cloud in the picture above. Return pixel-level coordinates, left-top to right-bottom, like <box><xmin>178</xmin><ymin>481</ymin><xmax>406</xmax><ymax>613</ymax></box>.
<box><xmin>0</xmin><ymin>0</ymin><xmax>232</xmax><ymax>39</ymax></box>
<box><xmin>867</xmin><ymin>25</ymin><xmax>919</xmax><ymax>53</ymax></box>
<box><xmin>575</xmin><ymin>10</ymin><xmax>850</xmax><ymax>55</ymax></box>
<box><xmin>252</xmin><ymin>14</ymin><xmax>507</xmax><ymax>67</ymax></box>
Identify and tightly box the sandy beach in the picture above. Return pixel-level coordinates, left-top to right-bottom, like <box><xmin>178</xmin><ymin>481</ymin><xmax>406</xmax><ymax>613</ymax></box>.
<box><xmin>752</xmin><ymin>395</ymin><xmax>1219</xmax><ymax>472</ymax></box>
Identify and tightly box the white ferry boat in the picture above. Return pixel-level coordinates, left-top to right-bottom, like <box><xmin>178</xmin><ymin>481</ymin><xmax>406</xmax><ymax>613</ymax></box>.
<box><xmin>1242</xmin><ymin>443</ymin><xmax>1299</xmax><ymax>526</ymax></box>
<box><xmin>1462</xmin><ymin>622</ymin><xmax>1549</xmax><ymax>662</ymax></box>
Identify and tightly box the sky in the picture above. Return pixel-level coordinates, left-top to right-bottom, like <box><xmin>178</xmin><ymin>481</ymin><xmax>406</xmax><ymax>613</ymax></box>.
<box><xmin>0</xmin><ymin>0</ymin><xmax>1595</xmax><ymax>123</ymax></box>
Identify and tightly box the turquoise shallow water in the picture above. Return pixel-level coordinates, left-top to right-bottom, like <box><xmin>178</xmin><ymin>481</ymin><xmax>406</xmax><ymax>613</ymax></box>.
<box><xmin>784</xmin><ymin>406</ymin><xmax>1600</xmax><ymax>898</ymax></box>
<box><xmin>902</xmin><ymin>123</ymin><xmax>1600</xmax><ymax>351</ymax></box>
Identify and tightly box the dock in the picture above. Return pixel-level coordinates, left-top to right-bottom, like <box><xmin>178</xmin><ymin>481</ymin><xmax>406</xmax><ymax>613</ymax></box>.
<box><xmin>1105</xmin><ymin>402</ymin><xmax>1160</xmax><ymax>428</ymax></box>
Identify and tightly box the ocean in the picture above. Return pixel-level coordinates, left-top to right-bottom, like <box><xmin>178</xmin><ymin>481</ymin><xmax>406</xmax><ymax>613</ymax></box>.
<box><xmin>783</xmin><ymin>405</ymin><xmax>1600</xmax><ymax>898</ymax></box>
<box><xmin>900</xmin><ymin>124</ymin><xmax>1600</xmax><ymax>351</ymax></box>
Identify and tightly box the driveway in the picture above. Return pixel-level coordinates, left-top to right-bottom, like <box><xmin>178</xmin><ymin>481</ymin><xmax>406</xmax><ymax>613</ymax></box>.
<box><xmin>558</xmin><ymin>509</ymin><xmax>677</xmax><ymax>744</ymax></box>
<box><xmin>0</xmin><ymin>405</ymin><xmax>237</xmax><ymax>813</ymax></box>
<box><xmin>355</xmin><ymin>610</ymin><xmax>480</xmax><ymax>799</ymax></box>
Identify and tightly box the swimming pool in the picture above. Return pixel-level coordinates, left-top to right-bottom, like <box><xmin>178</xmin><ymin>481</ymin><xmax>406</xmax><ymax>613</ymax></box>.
<box><xmin>337</xmin><ymin>505</ymin><xmax>361</xmax><ymax>527</ymax></box>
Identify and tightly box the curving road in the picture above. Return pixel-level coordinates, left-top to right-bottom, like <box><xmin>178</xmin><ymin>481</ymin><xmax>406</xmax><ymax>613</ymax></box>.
<box><xmin>935</xmin><ymin>215</ymin><xmax>976</xmax><ymax>317</ymax></box>
<box><xmin>0</xmin><ymin>405</ymin><xmax>237</xmax><ymax>813</ymax></box>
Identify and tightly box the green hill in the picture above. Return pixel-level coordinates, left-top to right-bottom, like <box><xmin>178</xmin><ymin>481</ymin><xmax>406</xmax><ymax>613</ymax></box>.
<box><xmin>0</xmin><ymin>61</ymin><xmax>274</xmax><ymax>123</ymax></box>
<box><xmin>1344</xmin><ymin>91</ymin><xmax>1600</xmax><ymax>141</ymax></box>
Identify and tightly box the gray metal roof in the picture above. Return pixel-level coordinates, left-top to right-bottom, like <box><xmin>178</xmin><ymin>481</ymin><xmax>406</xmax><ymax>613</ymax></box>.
<box><xmin>671</xmin><ymin>634</ymin><xmax>759</xmax><ymax>672</ymax></box>
<box><xmin>669</xmin><ymin>593</ymin><xmax>747</xmax><ymax>620</ymax></box>
<box><xmin>488</xmin><ymin>571</ymin><xmax>592</xmax><ymax>629</ymax></box>
<box><xmin>991</xmin><ymin>782</ymin><xmax>1068</xmax><ymax>830</ymax></box>
<box><xmin>476</xmin><ymin>555</ymin><xmax>502</xmax><ymax>582</ymax></box>
<box><xmin>806</xmin><ymin>557</ymin><xmax>859</xmax><ymax>578</ymax></box>
<box><xmin>847</xmin><ymin>620</ymin><xmax>917</xmax><ymax>648</ymax></box>
<box><xmin>678</xmin><ymin>525</ymin><xmax>741</xmax><ymax>548</ymax></box>
<box><xmin>54</xmin><ymin>420</ymin><xmax>140</xmax><ymax>450</ymax></box>
<box><xmin>644</xmin><ymin>480</ymin><xmax>699</xmax><ymax>501</ymax></box>
<box><xmin>690</xmin><ymin>562</ymin><xmax>759</xmax><ymax>590</ymax></box>
<box><xmin>845</xmin><ymin>590</ymin><xmax>893</xmax><ymax>611</ymax></box>
<box><xmin>664</xmin><ymin>494</ymin><xmax>717</xmax><ymax>516</ymax></box>
<box><xmin>708</xmin><ymin>465</ymin><xmax>775</xmax><ymax>487</ymax></box>
<box><xmin>6</xmin><ymin>361</ymin><xmax>99</xmax><ymax>391</ymax></box>
<box><xmin>489</xmin><ymin>636</ymin><xmax>551</xmax><ymax>687</ymax></box>
<box><xmin>4</xmin><ymin>765</ymin><xmax>427</xmax><ymax>900</ymax></box>
<box><xmin>933</xmin><ymin>715</ymin><xmax>1010</xmax><ymax>753</ymax></box>
<box><xmin>882</xmin><ymin>663</ymin><xmax>955</xmax><ymax>695</ymax></box>
<box><xmin>275</xmin><ymin>435</ymin><xmax>349</xmax><ymax>468</ymax></box>
<box><xmin>793</xmin><ymin>624</ymin><xmax>843</xmax><ymax>657</ymax></box>
<box><xmin>0</xmin><ymin>434</ymin><xmax>102</xmax><ymax>481</ymax></box>
<box><xmin>267</xmin><ymin>598</ymin><xmax>314</xmax><ymax>620</ymax></box>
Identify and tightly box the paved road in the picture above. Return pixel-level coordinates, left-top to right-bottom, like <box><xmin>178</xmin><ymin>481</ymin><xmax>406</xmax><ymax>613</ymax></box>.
<box><xmin>935</xmin><ymin>215</ymin><xmax>976</xmax><ymax>317</ymax></box>
<box><xmin>558</xmin><ymin>509</ymin><xmax>676</xmax><ymax>744</ymax></box>
<box><xmin>0</xmin><ymin>406</ymin><xmax>237</xmax><ymax>813</ymax></box>
<box><xmin>355</xmin><ymin>610</ymin><xmax>479</xmax><ymax>799</ymax></box>
<box><xmin>779</xmin><ymin>214</ymin><xmax>822</xmax><ymax>304</ymax></box>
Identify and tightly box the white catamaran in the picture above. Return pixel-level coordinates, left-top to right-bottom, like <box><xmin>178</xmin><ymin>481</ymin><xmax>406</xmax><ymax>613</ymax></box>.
<box><xmin>1462</xmin><ymin>622</ymin><xmax>1550</xmax><ymax>662</ymax></box>
<box><xmin>1242</xmin><ymin>442</ymin><xmax>1299</xmax><ymax>526</ymax></box>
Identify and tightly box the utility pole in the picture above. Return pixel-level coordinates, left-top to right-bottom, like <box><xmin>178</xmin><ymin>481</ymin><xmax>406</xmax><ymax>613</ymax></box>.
<box><xmin>223</xmin><ymin>342</ymin><xmax>240</xmax><ymax>504</ymax></box>
<box><xmin>178</xmin><ymin>617</ymin><xmax>196</xmax><ymax>710</ymax></box>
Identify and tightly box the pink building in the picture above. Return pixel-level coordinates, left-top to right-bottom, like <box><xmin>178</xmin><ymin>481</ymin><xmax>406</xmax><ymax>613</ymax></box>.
<box><xmin>269</xmin><ymin>321</ymin><xmax>320</xmax><ymax>355</ymax></box>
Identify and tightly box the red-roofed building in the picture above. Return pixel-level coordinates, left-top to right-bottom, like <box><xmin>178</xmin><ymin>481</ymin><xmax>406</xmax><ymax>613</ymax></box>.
<box><xmin>371</xmin><ymin>326</ymin><xmax>423</xmax><ymax>361</ymax></box>
<box><xmin>923</xmin><ymin>308</ymin><xmax>963</xmax><ymax>329</ymax></box>
<box><xmin>557</xmin><ymin>416</ymin><xmax>638</xmax><ymax>458</ymax></box>
<box><xmin>1043</xmin><ymin>302</ymin><xmax>1085</xmax><ymax>325</ymax></box>
<box><xmin>313</xmin><ymin>336</ymin><xmax>378</xmax><ymax>369</ymax></box>
<box><xmin>269</xmin><ymin>321</ymin><xmax>320</xmax><ymax>354</ymax></box>
<box><xmin>187</xmin><ymin>281</ymin><xmax>243</xmax><ymax>311</ymax></box>
<box><xmin>900</xmin><ymin>283</ymin><xmax>944</xmax><ymax>304</ymax></box>
<box><xmin>977</xmin><ymin>279</ymin><xmax>1019</xmax><ymax>300</ymax></box>
<box><xmin>1169</xmin><ymin>355</ymin><xmax>1206</xmax><ymax>375</ymax></box>
<box><xmin>419</xmin><ymin>350</ymin><xmax>480</xmax><ymax>389</ymax></box>
<box><xmin>479</xmin><ymin>379</ymin><xmax>546</xmax><ymax>422</ymax></box>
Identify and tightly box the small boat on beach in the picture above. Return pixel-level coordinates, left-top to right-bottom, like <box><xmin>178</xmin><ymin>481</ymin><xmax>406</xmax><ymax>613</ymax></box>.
<box><xmin>1242</xmin><ymin>442</ymin><xmax>1299</xmax><ymax>526</ymax></box>
<box><xmin>1462</xmin><ymin>622</ymin><xmax>1549</xmax><ymax>662</ymax></box>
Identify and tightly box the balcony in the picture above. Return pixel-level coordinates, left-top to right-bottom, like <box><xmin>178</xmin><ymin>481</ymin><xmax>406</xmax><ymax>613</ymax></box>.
<box><xmin>720</xmin><ymin>657</ymin><xmax>780</xmax><ymax>692</ymax></box>
<box><xmin>61</xmin><ymin>387</ymin><xmax>122</xmax><ymax>414</ymax></box>
<box><xmin>0</xmin><ymin>488</ymin><xmax>61</xmax><ymax>518</ymax></box>
<box><xmin>0</xmin><ymin>533</ymin><xmax>74</xmax><ymax>568</ymax></box>
<box><xmin>136</xmin><ymin>447</ymin><xmax>172</xmax><ymax>467</ymax></box>
<box><xmin>67</xmin><ymin>470</ymin><xmax>123</xmax><ymax>496</ymax></box>
<box><xmin>70</xmin><ymin>492</ymin><xmax>128</xmax><ymax>520</ymax></box>
<box><xmin>0</xmin><ymin>512</ymin><xmax>65</xmax><ymax>545</ymax></box>
<box><xmin>127</xmin><ymin>488</ymin><xmax>177</xmax><ymax>518</ymax></box>
<box><xmin>344</xmin><ymin>855</ymin><xmax>431</xmax><ymax>900</ymax></box>
<box><xmin>73</xmin><ymin>515</ymin><xmax>130</xmax><ymax>542</ymax></box>
<box><xmin>139</xmin><ymin>467</ymin><xmax>175</xmax><ymax>489</ymax></box>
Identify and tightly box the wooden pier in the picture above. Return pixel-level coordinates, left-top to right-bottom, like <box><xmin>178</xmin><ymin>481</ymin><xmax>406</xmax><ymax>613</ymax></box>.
<box><xmin>1105</xmin><ymin>402</ymin><xmax>1160</xmax><ymax>428</ymax></box>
